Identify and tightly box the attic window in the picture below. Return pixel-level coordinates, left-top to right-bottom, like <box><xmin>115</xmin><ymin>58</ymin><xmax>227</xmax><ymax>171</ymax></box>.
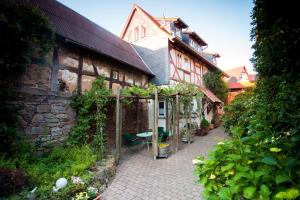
<box><xmin>134</xmin><ymin>26</ymin><xmax>139</xmax><ymax>41</ymax></box>
<box><xmin>141</xmin><ymin>25</ymin><xmax>146</xmax><ymax>38</ymax></box>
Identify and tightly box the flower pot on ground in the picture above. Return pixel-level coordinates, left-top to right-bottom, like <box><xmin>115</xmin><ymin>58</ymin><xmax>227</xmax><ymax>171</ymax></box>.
<box><xmin>158</xmin><ymin>143</ymin><xmax>170</xmax><ymax>158</ymax></box>
<box><xmin>209</xmin><ymin>123</ymin><xmax>214</xmax><ymax>130</ymax></box>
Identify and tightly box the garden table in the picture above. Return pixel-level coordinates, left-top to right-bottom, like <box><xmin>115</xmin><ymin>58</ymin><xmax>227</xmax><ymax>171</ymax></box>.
<box><xmin>136</xmin><ymin>131</ymin><xmax>153</xmax><ymax>151</ymax></box>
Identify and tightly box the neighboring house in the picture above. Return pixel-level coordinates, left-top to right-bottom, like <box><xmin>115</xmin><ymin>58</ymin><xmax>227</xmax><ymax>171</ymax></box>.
<box><xmin>225</xmin><ymin>66</ymin><xmax>256</xmax><ymax>103</ymax></box>
<box><xmin>121</xmin><ymin>4</ymin><xmax>228</xmax><ymax>129</ymax></box>
<box><xmin>15</xmin><ymin>0</ymin><xmax>153</xmax><ymax>148</ymax></box>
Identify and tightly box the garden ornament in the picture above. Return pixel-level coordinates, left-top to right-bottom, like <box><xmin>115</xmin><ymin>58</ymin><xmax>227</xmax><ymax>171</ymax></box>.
<box><xmin>52</xmin><ymin>177</ymin><xmax>68</xmax><ymax>192</ymax></box>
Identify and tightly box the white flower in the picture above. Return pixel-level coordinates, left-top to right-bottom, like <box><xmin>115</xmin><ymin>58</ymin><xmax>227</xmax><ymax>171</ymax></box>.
<box><xmin>192</xmin><ymin>159</ymin><xmax>203</xmax><ymax>165</ymax></box>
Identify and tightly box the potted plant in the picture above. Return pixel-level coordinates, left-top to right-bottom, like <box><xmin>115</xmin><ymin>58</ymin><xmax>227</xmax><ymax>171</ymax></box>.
<box><xmin>181</xmin><ymin>123</ymin><xmax>196</xmax><ymax>143</ymax></box>
<box><xmin>199</xmin><ymin>118</ymin><xmax>210</xmax><ymax>136</ymax></box>
<box><xmin>158</xmin><ymin>143</ymin><xmax>170</xmax><ymax>158</ymax></box>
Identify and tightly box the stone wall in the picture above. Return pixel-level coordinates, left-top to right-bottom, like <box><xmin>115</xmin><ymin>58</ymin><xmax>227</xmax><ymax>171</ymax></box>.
<box><xmin>14</xmin><ymin>41</ymin><xmax>150</xmax><ymax>149</ymax></box>
<box><xmin>15</xmin><ymin>92</ymin><xmax>75</xmax><ymax>149</ymax></box>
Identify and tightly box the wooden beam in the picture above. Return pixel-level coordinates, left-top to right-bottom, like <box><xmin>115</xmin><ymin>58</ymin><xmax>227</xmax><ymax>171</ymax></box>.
<box><xmin>77</xmin><ymin>52</ymin><xmax>83</xmax><ymax>94</ymax></box>
<box><xmin>116</xmin><ymin>87</ymin><xmax>121</xmax><ymax>161</ymax></box>
<box><xmin>51</xmin><ymin>48</ymin><xmax>59</xmax><ymax>93</ymax></box>
<box><xmin>175</xmin><ymin>94</ymin><xmax>180</xmax><ymax>152</ymax></box>
<box><xmin>152</xmin><ymin>87</ymin><xmax>158</xmax><ymax>160</ymax></box>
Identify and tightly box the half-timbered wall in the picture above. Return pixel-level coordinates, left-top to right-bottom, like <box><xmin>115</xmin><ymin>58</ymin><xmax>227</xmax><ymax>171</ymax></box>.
<box><xmin>14</xmin><ymin>41</ymin><xmax>150</xmax><ymax>149</ymax></box>
<box><xmin>169</xmin><ymin>44</ymin><xmax>208</xmax><ymax>86</ymax></box>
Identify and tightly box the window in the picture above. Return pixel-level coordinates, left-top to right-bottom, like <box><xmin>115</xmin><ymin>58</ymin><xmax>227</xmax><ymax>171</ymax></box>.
<box><xmin>177</xmin><ymin>53</ymin><xmax>182</xmax><ymax>67</ymax></box>
<box><xmin>112</xmin><ymin>70</ymin><xmax>119</xmax><ymax>80</ymax></box>
<box><xmin>174</xmin><ymin>27</ymin><xmax>181</xmax><ymax>38</ymax></box>
<box><xmin>141</xmin><ymin>25</ymin><xmax>146</xmax><ymax>38</ymax></box>
<box><xmin>159</xmin><ymin>101</ymin><xmax>165</xmax><ymax>116</ymax></box>
<box><xmin>134</xmin><ymin>26</ymin><xmax>139</xmax><ymax>41</ymax></box>
<box><xmin>184</xmin><ymin>57</ymin><xmax>189</xmax><ymax>71</ymax></box>
<box><xmin>190</xmin><ymin>40</ymin><xmax>194</xmax><ymax>48</ymax></box>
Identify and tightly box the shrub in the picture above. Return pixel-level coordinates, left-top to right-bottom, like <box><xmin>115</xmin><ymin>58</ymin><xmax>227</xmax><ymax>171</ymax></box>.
<box><xmin>222</xmin><ymin>88</ymin><xmax>255</xmax><ymax>135</ymax></box>
<box><xmin>0</xmin><ymin>169</ymin><xmax>27</xmax><ymax>197</ymax></box>
<box><xmin>195</xmin><ymin>127</ymin><xmax>300</xmax><ymax>200</ymax></box>
<box><xmin>200</xmin><ymin>118</ymin><xmax>210</xmax><ymax>129</ymax></box>
<box><xmin>203</xmin><ymin>70</ymin><xmax>227</xmax><ymax>102</ymax></box>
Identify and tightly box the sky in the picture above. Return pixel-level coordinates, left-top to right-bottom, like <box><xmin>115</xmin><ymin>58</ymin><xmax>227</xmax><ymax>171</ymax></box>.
<box><xmin>58</xmin><ymin>0</ymin><xmax>255</xmax><ymax>73</ymax></box>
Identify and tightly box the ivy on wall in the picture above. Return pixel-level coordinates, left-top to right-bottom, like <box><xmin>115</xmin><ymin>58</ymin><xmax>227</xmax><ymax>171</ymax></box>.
<box><xmin>69</xmin><ymin>76</ymin><xmax>111</xmax><ymax>157</ymax></box>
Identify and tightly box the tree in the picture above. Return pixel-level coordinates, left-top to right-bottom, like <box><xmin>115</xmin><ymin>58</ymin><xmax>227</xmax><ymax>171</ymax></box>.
<box><xmin>203</xmin><ymin>70</ymin><xmax>227</xmax><ymax>102</ymax></box>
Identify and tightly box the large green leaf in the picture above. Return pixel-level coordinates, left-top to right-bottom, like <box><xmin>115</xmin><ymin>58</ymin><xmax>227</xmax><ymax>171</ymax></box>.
<box><xmin>261</xmin><ymin>155</ymin><xmax>278</xmax><ymax>166</ymax></box>
<box><xmin>243</xmin><ymin>186</ymin><xmax>256</xmax><ymax>199</ymax></box>
<box><xmin>221</xmin><ymin>163</ymin><xmax>235</xmax><ymax>172</ymax></box>
<box><xmin>260</xmin><ymin>184</ymin><xmax>271</xmax><ymax>197</ymax></box>
<box><xmin>275</xmin><ymin>188</ymin><xmax>300</xmax><ymax>199</ymax></box>
<box><xmin>275</xmin><ymin>174</ymin><xmax>290</xmax><ymax>184</ymax></box>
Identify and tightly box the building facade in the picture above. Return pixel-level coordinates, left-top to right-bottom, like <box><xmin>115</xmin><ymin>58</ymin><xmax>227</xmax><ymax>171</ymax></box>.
<box><xmin>121</xmin><ymin>4</ymin><xmax>228</xmax><ymax>129</ymax></box>
<box><xmin>225</xmin><ymin>66</ymin><xmax>256</xmax><ymax>103</ymax></box>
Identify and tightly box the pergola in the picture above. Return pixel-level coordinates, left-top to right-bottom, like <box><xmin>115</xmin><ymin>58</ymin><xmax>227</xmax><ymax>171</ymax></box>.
<box><xmin>115</xmin><ymin>86</ymin><xmax>201</xmax><ymax>161</ymax></box>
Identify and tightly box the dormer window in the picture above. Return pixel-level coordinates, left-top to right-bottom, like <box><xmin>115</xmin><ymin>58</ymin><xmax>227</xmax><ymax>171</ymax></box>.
<box><xmin>174</xmin><ymin>27</ymin><xmax>182</xmax><ymax>38</ymax></box>
<box><xmin>190</xmin><ymin>40</ymin><xmax>195</xmax><ymax>48</ymax></box>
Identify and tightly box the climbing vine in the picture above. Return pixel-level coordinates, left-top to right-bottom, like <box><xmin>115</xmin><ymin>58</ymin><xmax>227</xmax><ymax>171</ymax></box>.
<box><xmin>69</xmin><ymin>76</ymin><xmax>111</xmax><ymax>157</ymax></box>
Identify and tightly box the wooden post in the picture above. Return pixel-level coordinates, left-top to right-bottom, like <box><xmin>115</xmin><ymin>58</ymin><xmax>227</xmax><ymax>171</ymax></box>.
<box><xmin>166</xmin><ymin>98</ymin><xmax>169</xmax><ymax>131</ymax></box>
<box><xmin>152</xmin><ymin>87</ymin><xmax>158</xmax><ymax>160</ymax></box>
<box><xmin>175</xmin><ymin>94</ymin><xmax>179</xmax><ymax>152</ymax></box>
<box><xmin>136</xmin><ymin>99</ymin><xmax>139</xmax><ymax>133</ymax></box>
<box><xmin>116</xmin><ymin>88</ymin><xmax>121</xmax><ymax>161</ymax></box>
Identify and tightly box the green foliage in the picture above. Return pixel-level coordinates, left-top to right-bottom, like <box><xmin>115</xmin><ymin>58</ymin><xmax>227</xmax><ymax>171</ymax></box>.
<box><xmin>0</xmin><ymin>0</ymin><xmax>55</xmax><ymax>80</ymax></box>
<box><xmin>195</xmin><ymin>128</ymin><xmax>300</xmax><ymax>200</ymax></box>
<box><xmin>200</xmin><ymin>118</ymin><xmax>210</xmax><ymax>129</ymax></box>
<box><xmin>196</xmin><ymin>0</ymin><xmax>300</xmax><ymax>199</ymax></box>
<box><xmin>69</xmin><ymin>76</ymin><xmax>111</xmax><ymax>156</ymax></box>
<box><xmin>203</xmin><ymin>70</ymin><xmax>227</xmax><ymax>102</ymax></box>
<box><xmin>222</xmin><ymin>88</ymin><xmax>255</xmax><ymax>135</ymax></box>
<box><xmin>0</xmin><ymin>0</ymin><xmax>55</xmax><ymax>159</ymax></box>
<box><xmin>0</xmin><ymin>144</ymin><xmax>97</xmax><ymax>199</ymax></box>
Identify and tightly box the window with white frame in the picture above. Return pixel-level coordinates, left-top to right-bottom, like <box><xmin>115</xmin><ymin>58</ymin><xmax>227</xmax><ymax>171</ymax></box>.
<box><xmin>190</xmin><ymin>39</ymin><xmax>195</xmax><ymax>48</ymax></box>
<box><xmin>183</xmin><ymin>57</ymin><xmax>189</xmax><ymax>71</ymax></box>
<box><xmin>134</xmin><ymin>26</ymin><xmax>139</xmax><ymax>41</ymax></box>
<box><xmin>158</xmin><ymin>101</ymin><xmax>165</xmax><ymax>116</ymax></box>
<box><xmin>177</xmin><ymin>53</ymin><xmax>182</xmax><ymax>67</ymax></box>
<box><xmin>141</xmin><ymin>25</ymin><xmax>146</xmax><ymax>38</ymax></box>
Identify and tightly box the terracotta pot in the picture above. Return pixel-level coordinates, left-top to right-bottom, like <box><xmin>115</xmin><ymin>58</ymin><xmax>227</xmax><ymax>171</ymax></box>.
<box><xmin>209</xmin><ymin>124</ymin><xmax>214</xmax><ymax>130</ymax></box>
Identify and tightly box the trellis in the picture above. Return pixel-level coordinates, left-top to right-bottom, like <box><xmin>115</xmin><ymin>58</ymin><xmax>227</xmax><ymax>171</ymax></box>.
<box><xmin>114</xmin><ymin>85</ymin><xmax>203</xmax><ymax>161</ymax></box>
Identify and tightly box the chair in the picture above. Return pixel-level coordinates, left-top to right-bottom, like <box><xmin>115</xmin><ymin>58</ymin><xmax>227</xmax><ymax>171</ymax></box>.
<box><xmin>122</xmin><ymin>133</ymin><xmax>141</xmax><ymax>146</ymax></box>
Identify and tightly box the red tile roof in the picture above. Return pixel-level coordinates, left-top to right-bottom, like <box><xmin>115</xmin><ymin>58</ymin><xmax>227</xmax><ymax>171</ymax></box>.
<box><xmin>228</xmin><ymin>82</ymin><xmax>244</xmax><ymax>89</ymax></box>
<box><xmin>24</xmin><ymin>0</ymin><xmax>153</xmax><ymax>75</ymax></box>
<box><xmin>199</xmin><ymin>87</ymin><xmax>222</xmax><ymax>103</ymax></box>
<box><xmin>248</xmin><ymin>74</ymin><xmax>257</xmax><ymax>82</ymax></box>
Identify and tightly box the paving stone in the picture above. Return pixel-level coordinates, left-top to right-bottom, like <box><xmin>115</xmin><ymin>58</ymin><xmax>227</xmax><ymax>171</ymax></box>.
<box><xmin>100</xmin><ymin>128</ymin><xmax>229</xmax><ymax>200</ymax></box>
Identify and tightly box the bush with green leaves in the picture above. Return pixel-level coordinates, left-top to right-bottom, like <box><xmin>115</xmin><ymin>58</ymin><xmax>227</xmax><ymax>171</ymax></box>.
<box><xmin>203</xmin><ymin>70</ymin><xmax>227</xmax><ymax>103</ymax></box>
<box><xmin>195</xmin><ymin>127</ymin><xmax>300</xmax><ymax>200</ymax></box>
<box><xmin>200</xmin><ymin>118</ymin><xmax>210</xmax><ymax>129</ymax></box>
<box><xmin>222</xmin><ymin>88</ymin><xmax>255</xmax><ymax>135</ymax></box>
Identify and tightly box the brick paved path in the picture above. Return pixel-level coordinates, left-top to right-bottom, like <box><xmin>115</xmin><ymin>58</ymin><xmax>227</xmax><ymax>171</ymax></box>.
<box><xmin>101</xmin><ymin>127</ymin><xmax>229</xmax><ymax>200</ymax></box>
